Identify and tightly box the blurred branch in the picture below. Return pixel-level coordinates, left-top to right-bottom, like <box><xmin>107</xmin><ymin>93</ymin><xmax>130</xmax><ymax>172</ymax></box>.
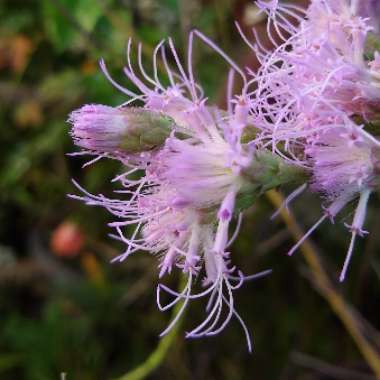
<box><xmin>351</xmin><ymin>308</ymin><xmax>380</xmax><ymax>352</ymax></box>
<box><xmin>119</xmin><ymin>270</ymin><xmax>155</xmax><ymax>307</ymax></box>
<box><xmin>112</xmin><ymin>276</ymin><xmax>186</xmax><ymax>380</ymax></box>
<box><xmin>0</xmin><ymin>259</ymin><xmax>48</xmax><ymax>286</ymax></box>
<box><xmin>291</xmin><ymin>351</ymin><xmax>376</xmax><ymax>380</ymax></box>
<box><xmin>266</xmin><ymin>189</ymin><xmax>380</xmax><ymax>378</ymax></box>
<box><xmin>0</xmin><ymin>81</ymin><xmax>35</xmax><ymax>105</ymax></box>
<box><xmin>255</xmin><ymin>228</ymin><xmax>290</xmax><ymax>256</ymax></box>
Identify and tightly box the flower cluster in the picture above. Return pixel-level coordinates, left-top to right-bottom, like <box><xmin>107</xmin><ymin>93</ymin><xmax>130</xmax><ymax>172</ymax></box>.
<box><xmin>68</xmin><ymin>0</ymin><xmax>380</xmax><ymax>349</ymax></box>
<box><xmin>69</xmin><ymin>34</ymin><xmax>289</xmax><ymax>351</ymax></box>
<box><xmin>250</xmin><ymin>0</ymin><xmax>380</xmax><ymax>281</ymax></box>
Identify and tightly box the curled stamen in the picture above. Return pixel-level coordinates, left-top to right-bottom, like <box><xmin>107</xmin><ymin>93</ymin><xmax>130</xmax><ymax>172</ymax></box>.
<box><xmin>159</xmin><ymin>274</ymin><xmax>193</xmax><ymax>337</ymax></box>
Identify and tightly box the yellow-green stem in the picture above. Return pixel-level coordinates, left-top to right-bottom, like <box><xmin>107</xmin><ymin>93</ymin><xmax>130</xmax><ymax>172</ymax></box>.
<box><xmin>112</xmin><ymin>276</ymin><xmax>186</xmax><ymax>380</ymax></box>
<box><xmin>266</xmin><ymin>189</ymin><xmax>380</xmax><ymax>378</ymax></box>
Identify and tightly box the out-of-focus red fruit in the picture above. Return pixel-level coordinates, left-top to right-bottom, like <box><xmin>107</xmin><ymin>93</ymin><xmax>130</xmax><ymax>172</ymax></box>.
<box><xmin>50</xmin><ymin>221</ymin><xmax>85</xmax><ymax>258</ymax></box>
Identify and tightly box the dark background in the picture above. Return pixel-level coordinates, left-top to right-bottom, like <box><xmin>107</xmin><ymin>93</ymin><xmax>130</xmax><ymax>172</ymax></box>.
<box><xmin>1</xmin><ymin>0</ymin><xmax>380</xmax><ymax>379</ymax></box>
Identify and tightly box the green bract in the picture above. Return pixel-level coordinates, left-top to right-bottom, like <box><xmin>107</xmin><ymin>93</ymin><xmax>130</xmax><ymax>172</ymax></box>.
<box><xmin>119</xmin><ymin>109</ymin><xmax>176</xmax><ymax>153</ymax></box>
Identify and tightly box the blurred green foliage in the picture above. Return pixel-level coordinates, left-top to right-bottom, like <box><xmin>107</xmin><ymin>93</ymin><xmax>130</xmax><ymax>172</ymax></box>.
<box><xmin>1</xmin><ymin>0</ymin><xmax>380</xmax><ymax>379</ymax></box>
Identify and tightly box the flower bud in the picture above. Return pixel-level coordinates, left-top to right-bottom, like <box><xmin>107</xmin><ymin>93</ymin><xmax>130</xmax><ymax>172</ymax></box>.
<box><xmin>69</xmin><ymin>104</ymin><xmax>176</xmax><ymax>154</ymax></box>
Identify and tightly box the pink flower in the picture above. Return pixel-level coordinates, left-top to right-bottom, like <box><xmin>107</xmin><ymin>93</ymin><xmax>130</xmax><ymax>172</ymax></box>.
<box><xmin>287</xmin><ymin>118</ymin><xmax>380</xmax><ymax>281</ymax></box>
<box><xmin>250</xmin><ymin>0</ymin><xmax>380</xmax><ymax>151</ymax></box>
<box><xmin>357</xmin><ymin>0</ymin><xmax>380</xmax><ymax>32</ymax></box>
<box><xmin>69</xmin><ymin>34</ymin><xmax>274</xmax><ymax>351</ymax></box>
<box><xmin>248</xmin><ymin>0</ymin><xmax>380</xmax><ymax>281</ymax></box>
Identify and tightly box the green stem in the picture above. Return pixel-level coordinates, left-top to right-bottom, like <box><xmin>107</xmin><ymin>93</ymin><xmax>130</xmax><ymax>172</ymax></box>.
<box><xmin>267</xmin><ymin>190</ymin><xmax>380</xmax><ymax>378</ymax></box>
<box><xmin>112</xmin><ymin>277</ymin><xmax>186</xmax><ymax>380</ymax></box>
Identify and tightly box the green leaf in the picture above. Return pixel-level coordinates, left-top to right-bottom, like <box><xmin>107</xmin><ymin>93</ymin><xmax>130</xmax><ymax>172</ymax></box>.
<box><xmin>75</xmin><ymin>0</ymin><xmax>105</xmax><ymax>32</ymax></box>
<box><xmin>42</xmin><ymin>0</ymin><xmax>77</xmax><ymax>52</ymax></box>
<box><xmin>38</xmin><ymin>69</ymin><xmax>83</xmax><ymax>104</ymax></box>
<box><xmin>41</xmin><ymin>0</ymin><xmax>105</xmax><ymax>52</ymax></box>
<box><xmin>1</xmin><ymin>121</ymin><xmax>68</xmax><ymax>188</ymax></box>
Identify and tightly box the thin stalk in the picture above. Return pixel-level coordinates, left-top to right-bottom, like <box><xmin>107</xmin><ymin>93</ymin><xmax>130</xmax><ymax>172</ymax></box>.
<box><xmin>112</xmin><ymin>276</ymin><xmax>186</xmax><ymax>380</ymax></box>
<box><xmin>266</xmin><ymin>189</ymin><xmax>380</xmax><ymax>378</ymax></box>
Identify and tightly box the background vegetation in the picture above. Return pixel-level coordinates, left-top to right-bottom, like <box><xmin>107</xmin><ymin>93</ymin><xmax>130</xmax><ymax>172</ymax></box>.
<box><xmin>1</xmin><ymin>0</ymin><xmax>380</xmax><ymax>379</ymax></box>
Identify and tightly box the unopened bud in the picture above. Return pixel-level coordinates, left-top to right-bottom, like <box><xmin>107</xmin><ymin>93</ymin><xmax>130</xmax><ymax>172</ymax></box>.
<box><xmin>69</xmin><ymin>104</ymin><xmax>176</xmax><ymax>154</ymax></box>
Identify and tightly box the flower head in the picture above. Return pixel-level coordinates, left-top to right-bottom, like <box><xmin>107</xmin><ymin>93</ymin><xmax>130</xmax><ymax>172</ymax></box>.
<box><xmin>303</xmin><ymin>120</ymin><xmax>380</xmax><ymax>280</ymax></box>
<box><xmin>250</xmin><ymin>0</ymin><xmax>380</xmax><ymax>152</ymax></box>
<box><xmin>307</xmin><ymin>123</ymin><xmax>375</xmax><ymax>193</ymax></box>
<box><xmin>69</xmin><ymin>34</ymin><xmax>282</xmax><ymax>350</ymax></box>
<box><xmin>251</xmin><ymin>0</ymin><xmax>380</xmax><ymax>280</ymax></box>
<box><xmin>357</xmin><ymin>0</ymin><xmax>380</xmax><ymax>33</ymax></box>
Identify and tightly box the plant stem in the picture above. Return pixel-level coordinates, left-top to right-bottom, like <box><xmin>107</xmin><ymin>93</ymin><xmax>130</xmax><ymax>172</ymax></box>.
<box><xmin>112</xmin><ymin>277</ymin><xmax>186</xmax><ymax>380</ymax></box>
<box><xmin>266</xmin><ymin>189</ymin><xmax>380</xmax><ymax>378</ymax></box>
